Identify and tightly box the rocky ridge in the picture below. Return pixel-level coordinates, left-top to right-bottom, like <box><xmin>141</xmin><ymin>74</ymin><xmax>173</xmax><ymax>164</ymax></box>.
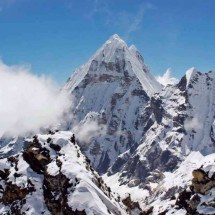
<box><xmin>0</xmin><ymin>131</ymin><xmax>128</xmax><ymax>215</ymax></box>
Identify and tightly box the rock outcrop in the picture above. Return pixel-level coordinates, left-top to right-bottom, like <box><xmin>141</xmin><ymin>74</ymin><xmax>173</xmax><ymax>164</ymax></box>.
<box><xmin>0</xmin><ymin>131</ymin><xmax>127</xmax><ymax>215</ymax></box>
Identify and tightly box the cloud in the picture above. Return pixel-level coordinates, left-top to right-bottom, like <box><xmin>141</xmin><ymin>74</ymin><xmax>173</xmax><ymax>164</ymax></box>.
<box><xmin>71</xmin><ymin>112</ymin><xmax>107</xmax><ymax>144</ymax></box>
<box><xmin>125</xmin><ymin>7</ymin><xmax>145</xmax><ymax>38</ymax></box>
<box><xmin>0</xmin><ymin>60</ymin><xmax>71</xmax><ymax>137</ymax></box>
<box><xmin>156</xmin><ymin>68</ymin><xmax>178</xmax><ymax>86</ymax></box>
<box><xmin>116</xmin><ymin>3</ymin><xmax>156</xmax><ymax>39</ymax></box>
<box><xmin>184</xmin><ymin>116</ymin><xmax>203</xmax><ymax>131</ymax></box>
<box><xmin>85</xmin><ymin>1</ymin><xmax>154</xmax><ymax>39</ymax></box>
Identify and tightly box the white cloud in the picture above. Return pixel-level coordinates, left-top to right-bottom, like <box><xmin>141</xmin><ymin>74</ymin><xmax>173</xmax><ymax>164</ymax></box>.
<box><xmin>125</xmin><ymin>7</ymin><xmax>145</xmax><ymax>37</ymax></box>
<box><xmin>85</xmin><ymin>1</ymin><xmax>154</xmax><ymax>39</ymax></box>
<box><xmin>156</xmin><ymin>68</ymin><xmax>178</xmax><ymax>86</ymax></box>
<box><xmin>184</xmin><ymin>116</ymin><xmax>203</xmax><ymax>131</ymax></box>
<box><xmin>71</xmin><ymin>112</ymin><xmax>107</xmax><ymax>144</ymax></box>
<box><xmin>0</xmin><ymin>60</ymin><xmax>71</xmax><ymax>137</ymax></box>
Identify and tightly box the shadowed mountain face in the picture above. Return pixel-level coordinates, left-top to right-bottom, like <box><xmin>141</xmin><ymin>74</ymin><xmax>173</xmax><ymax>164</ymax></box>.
<box><xmin>63</xmin><ymin>34</ymin><xmax>162</xmax><ymax>173</ymax></box>
<box><xmin>109</xmin><ymin>69</ymin><xmax>215</xmax><ymax>182</ymax></box>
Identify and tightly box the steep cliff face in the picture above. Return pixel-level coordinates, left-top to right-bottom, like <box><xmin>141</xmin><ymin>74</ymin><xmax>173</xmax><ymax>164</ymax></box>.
<box><xmin>109</xmin><ymin>69</ymin><xmax>215</xmax><ymax>182</ymax></box>
<box><xmin>142</xmin><ymin>151</ymin><xmax>215</xmax><ymax>215</ymax></box>
<box><xmin>0</xmin><ymin>131</ymin><xmax>127</xmax><ymax>215</ymax></box>
<box><xmin>63</xmin><ymin>34</ymin><xmax>161</xmax><ymax>173</ymax></box>
<box><xmin>104</xmin><ymin>69</ymin><xmax>215</xmax><ymax>214</ymax></box>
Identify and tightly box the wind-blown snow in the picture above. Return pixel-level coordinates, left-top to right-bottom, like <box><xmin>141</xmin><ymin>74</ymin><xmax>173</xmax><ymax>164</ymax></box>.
<box><xmin>0</xmin><ymin>60</ymin><xmax>70</xmax><ymax>137</ymax></box>
<box><xmin>156</xmin><ymin>68</ymin><xmax>178</xmax><ymax>86</ymax></box>
<box><xmin>72</xmin><ymin>112</ymin><xmax>107</xmax><ymax>144</ymax></box>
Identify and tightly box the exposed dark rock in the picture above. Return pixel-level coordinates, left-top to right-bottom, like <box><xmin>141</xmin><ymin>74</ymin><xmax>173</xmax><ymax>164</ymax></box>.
<box><xmin>175</xmin><ymin>189</ymin><xmax>193</xmax><ymax>209</ymax></box>
<box><xmin>175</xmin><ymin>168</ymin><xmax>215</xmax><ymax>214</ymax></box>
<box><xmin>0</xmin><ymin>169</ymin><xmax>10</xmax><ymax>180</ymax></box>
<box><xmin>177</xmin><ymin>75</ymin><xmax>187</xmax><ymax>91</ymax></box>
<box><xmin>8</xmin><ymin>156</ymin><xmax>19</xmax><ymax>171</ymax></box>
<box><xmin>71</xmin><ymin>134</ymin><xmax>76</xmax><ymax>144</ymax></box>
<box><xmin>161</xmin><ymin>186</ymin><xmax>178</xmax><ymax>201</ymax></box>
<box><xmin>47</xmin><ymin>137</ymin><xmax>52</xmax><ymax>143</ymax></box>
<box><xmin>23</xmin><ymin>143</ymin><xmax>50</xmax><ymax>174</ymax></box>
<box><xmin>43</xmin><ymin>171</ymin><xmax>77</xmax><ymax>215</ymax></box>
<box><xmin>1</xmin><ymin>181</ymin><xmax>35</xmax><ymax>204</ymax></box>
<box><xmin>122</xmin><ymin>194</ymin><xmax>141</xmax><ymax>214</ymax></box>
<box><xmin>150</xmin><ymin>97</ymin><xmax>165</xmax><ymax>124</ymax></box>
<box><xmin>98</xmin><ymin>74</ymin><xmax>115</xmax><ymax>82</ymax></box>
<box><xmin>110</xmin><ymin>156</ymin><xmax>126</xmax><ymax>175</ymax></box>
<box><xmin>97</xmin><ymin>151</ymin><xmax>110</xmax><ymax>174</ymax></box>
<box><xmin>140</xmin><ymin>206</ymin><xmax>153</xmax><ymax>215</ymax></box>
<box><xmin>50</xmin><ymin>143</ymin><xmax>61</xmax><ymax>152</ymax></box>
<box><xmin>48</xmin><ymin>130</ymin><xmax>56</xmax><ymax>135</ymax></box>
<box><xmin>210</xmin><ymin>126</ymin><xmax>215</xmax><ymax>145</ymax></box>
<box><xmin>124</xmin><ymin>154</ymin><xmax>149</xmax><ymax>181</ymax></box>
<box><xmin>173</xmin><ymin>114</ymin><xmax>186</xmax><ymax>127</ymax></box>
<box><xmin>89</xmin><ymin>60</ymin><xmax>98</xmax><ymax>72</ymax></box>
<box><xmin>90</xmin><ymin>142</ymin><xmax>101</xmax><ymax>155</ymax></box>
<box><xmin>131</xmin><ymin>89</ymin><xmax>149</xmax><ymax>100</ymax></box>
<box><xmin>191</xmin><ymin>169</ymin><xmax>215</xmax><ymax>194</ymax></box>
<box><xmin>188</xmin><ymin>194</ymin><xmax>201</xmax><ymax>212</ymax></box>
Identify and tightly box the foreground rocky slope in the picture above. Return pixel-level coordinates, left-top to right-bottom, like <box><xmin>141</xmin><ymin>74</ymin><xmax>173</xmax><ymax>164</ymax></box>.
<box><xmin>0</xmin><ymin>131</ymin><xmax>127</xmax><ymax>214</ymax></box>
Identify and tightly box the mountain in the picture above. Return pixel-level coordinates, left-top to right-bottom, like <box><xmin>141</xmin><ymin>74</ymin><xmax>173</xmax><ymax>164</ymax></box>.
<box><xmin>1</xmin><ymin>34</ymin><xmax>215</xmax><ymax>215</ymax></box>
<box><xmin>0</xmin><ymin>131</ymin><xmax>128</xmax><ymax>214</ymax></box>
<box><xmin>105</xmin><ymin>69</ymin><xmax>215</xmax><ymax>214</ymax></box>
<box><xmin>63</xmin><ymin>34</ymin><xmax>162</xmax><ymax>173</ymax></box>
<box><xmin>62</xmin><ymin>35</ymin><xmax>215</xmax><ymax>214</ymax></box>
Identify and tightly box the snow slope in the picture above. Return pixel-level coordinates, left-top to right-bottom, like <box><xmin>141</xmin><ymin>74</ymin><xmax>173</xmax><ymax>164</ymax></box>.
<box><xmin>105</xmin><ymin>69</ymin><xmax>215</xmax><ymax>214</ymax></box>
<box><xmin>0</xmin><ymin>131</ymin><xmax>127</xmax><ymax>215</ymax></box>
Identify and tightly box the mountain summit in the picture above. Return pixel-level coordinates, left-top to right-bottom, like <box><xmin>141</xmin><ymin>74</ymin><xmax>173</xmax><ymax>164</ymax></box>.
<box><xmin>64</xmin><ymin>34</ymin><xmax>161</xmax><ymax>96</ymax></box>
<box><xmin>63</xmin><ymin>34</ymin><xmax>162</xmax><ymax>173</ymax></box>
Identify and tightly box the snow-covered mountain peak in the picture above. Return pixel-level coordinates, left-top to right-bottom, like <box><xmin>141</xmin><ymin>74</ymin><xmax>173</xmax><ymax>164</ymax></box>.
<box><xmin>105</xmin><ymin>34</ymin><xmax>126</xmax><ymax>46</ymax></box>
<box><xmin>129</xmin><ymin>44</ymin><xmax>138</xmax><ymax>52</ymax></box>
<box><xmin>64</xmin><ymin>34</ymin><xmax>161</xmax><ymax>94</ymax></box>
<box><xmin>92</xmin><ymin>34</ymin><xmax>128</xmax><ymax>66</ymax></box>
<box><xmin>63</xmin><ymin>35</ymin><xmax>162</xmax><ymax>173</ymax></box>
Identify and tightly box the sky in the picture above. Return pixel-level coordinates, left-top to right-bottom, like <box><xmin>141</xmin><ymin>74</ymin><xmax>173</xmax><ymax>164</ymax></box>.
<box><xmin>0</xmin><ymin>0</ymin><xmax>214</xmax><ymax>84</ymax></box>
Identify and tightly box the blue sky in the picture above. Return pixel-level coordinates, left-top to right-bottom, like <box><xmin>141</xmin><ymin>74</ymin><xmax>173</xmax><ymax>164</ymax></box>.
<box><xmin>0</xmin><ymin>0</ymin><xmax>214</xmax><ymax>84</ymax></box>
